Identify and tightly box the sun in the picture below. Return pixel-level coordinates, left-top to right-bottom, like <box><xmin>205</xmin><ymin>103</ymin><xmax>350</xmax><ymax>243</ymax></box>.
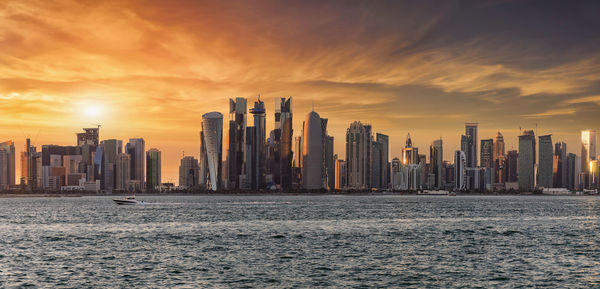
<box><xmin>83</xmin><ymin>106</ymin><xmax>102</xmax><ymax>117</ymax></box>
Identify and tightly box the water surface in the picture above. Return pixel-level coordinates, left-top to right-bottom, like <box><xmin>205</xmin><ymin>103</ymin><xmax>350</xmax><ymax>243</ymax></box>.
<box><xmin>1</xmin><ymin>195</ymin><xmax>599</xmax><ymax>287</ymax></box>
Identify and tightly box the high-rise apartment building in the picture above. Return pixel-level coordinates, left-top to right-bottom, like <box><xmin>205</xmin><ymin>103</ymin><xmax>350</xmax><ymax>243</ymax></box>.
<box><xmin>125</xmin><ymin>138</ymin><xmax>145</xmax><ymax>190</ymax></box>
<box><xmin>430</xmin><ymin>139</ymin><xmax>443</xmax><ymax>189</ymax></box>
<box><xmin>537</xmin><ymin>135</ymin><xmax>553</xmax><ymax>188</ymax></box>
<box><xmin>376</xmin><ymin>133</ymin><xmax>389</xmax><ymax>189</ymax></box>
<box><xmin>227</xmin><ymin>97</ymin><xmax>247</xmax><ymax>189</ymax></box>
<box><xmin>518</xmin><ymin>130</ymin><xmax>536</xmax><ymax>190</ymax></box>
<box><xmin>146</xmin><ymin>148</ymin><xmax>161</xmax><ymax>191</ymax></box>
<box><xmin>465</xmin><ymin>123</ymin><xmax>478</xmax><ymax>167</ymax></box>
<box><xmin>480</xmin><ymin>139</ymin><xmax>493</xmax><ymax>168</ymax></box>
<box><xmin>454</xmin><ymin>150</ymin><xmax>466</xmax><ymax>190</ymax></box>
<box><xmin>553</xmin><ymin>142</ymin><xmax>567</xmax><ymax>188</ymax></box>
<box><xmin>581</xmin><ymin>130</ymin><xmax>596</xmax><ymax>173</ymax></box>
<box><xmin>273</xmin><ymin>97</ymin><xmax>293</xmax><ymax>190</ymax></box>
<box><xmin>346</xmin><ymin>121</ymin><xmax>371</xmax><ymax>189</ymax></box>
<box><xmin>179</xmin><ymin>156</ymin><xmax>200</xmax><ymax>188</ymax></box>
<box><xmin>301</xmin><ymin>111</ymin><xmax>327</xmax><ymax>190</ymax></box>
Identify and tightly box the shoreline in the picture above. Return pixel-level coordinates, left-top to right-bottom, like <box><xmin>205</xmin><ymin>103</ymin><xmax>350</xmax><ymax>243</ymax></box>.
<box><xmin>0</xmin><ymin>192</ymin><xmax>595</xmax><ymax>198</ymax></box>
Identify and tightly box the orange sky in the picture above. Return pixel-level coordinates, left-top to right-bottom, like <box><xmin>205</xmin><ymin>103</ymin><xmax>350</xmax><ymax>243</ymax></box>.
<box><xmin>1</xmin><ymin>0</ymin><xmax>599</xmax><ymax>184</ymax></box>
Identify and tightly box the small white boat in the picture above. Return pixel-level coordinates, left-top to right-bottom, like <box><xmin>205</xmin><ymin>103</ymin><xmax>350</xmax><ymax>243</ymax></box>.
<box><xmin>113</xmin><ymin>196</ymin><xmax>144</xmax><ymax>205</ymax></box>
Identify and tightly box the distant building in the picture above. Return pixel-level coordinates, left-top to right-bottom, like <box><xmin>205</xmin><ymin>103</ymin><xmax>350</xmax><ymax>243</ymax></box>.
<box><xmin>402</xmin><ymin>133</ymin><xmax>417</xmax><ymax>165</ymax></box>
<box><xmin>465</xmin><ymin>123</ymin><xmax>478</xmax><ymax>167</ymax></box>
<box><xmin>454</xmin><ymin>150</ymin><xmax>466</xmax><ymax>190</ymax></box>
<box><xmin>553</xmin><ymin>142</ymin><xmax>567</xmax><ymax>188</ymax></box>
<box><xmin>227</xmin><ymin>97</ymin><xmax>247</xmax><ymax>189</ymax></box>
<box><xmin>567</xmin><ymin>153</ymin><xmax>576</xmax><ymax>190</ymax></box>
<box><xmin>77</xmin><ymin>127</ymin><xmax>99</xmax><ymax>146</ymax></box>
<box><xmin>101</xmin><ymin>139</ymin><xmax>123</xmax><ymax>191</ymax></box>
<box><xmin>126</xmin><ymin>138</ymin><xmax>145</xmax><ymax>190</ymax></box>
<box><xmin>505</xmin><ymin>150</ymin><xmax>518</xmax><ymax>183</ymax></box>
<box><xmin>201</xmin><ymin>112</ymin><xmax>223</xmax><ymax>191</ymax></box>
<box><xmin>537</xmin><ymin>135</ymin><xmax>553</xmax><ymax>188</ymax></box>
<box><xmin>480</xmin><ymin>139</ymin><xmax>493</xmax><ymax>168</ymax></box>
<box><xmin>146</xmin><ymin>148</ymin><xmax>161</xmax><ymax>191</ymax></box>
<box><xmin>518</xmin><ymin>130</ymin><xmax>536</xmax><ymax>190</ymax></box>
<box><xmin>20</xmin><ymin>138</ymin><xmax>37</xmax><ymax>187</ymax></box>
<box><xmin>581</xmin><ymin>130</ymin><xmax>596</xmax><ymax>174</ymax></box>
<box><xmin>376</xmin><ymin>133</ymin><xmax>390</xmax><ymax>189</ymax></box>
<box><xmin>346</xmin><ymin>121</ymin><xmax>371</xmax><ymax>189</ymax></box>
<box><xmin>302</xmin><ymin>111</ymin><xmax>327</xmax><ymax>190</ymax></box>
<box><xmin>273</xmin><ymin>97</ymin><xmax>293</xmax><ymax>190</ymax></box>
<box><xmin>0</xmin><ymin>141</ymin><xmax>15</xmax><ymax>190</ymax></box>
<box><xmin>325</xmin><ymin>135</ymin><xmax>335</xmax><ymax>190</ymax></box>
<box><xmin>248</xmin><ymin>97</ymin><xmax>266</xmax><ymax>189</ymax></box>
<box><xmin>179</xmin><ymin>156</ymin><xmax>200</xmax><ymax>188</ymax></box>
<box><xmin>115</xmin><ymin>153</ymin><xmax>131</xmax><ymax>191</ymax></box>
<box><xmin>334</xmin><ymin>156</ymin><xmax>346</xmax><ymax>190</ymax></box>
<box><xmin>430</xmin><ymin>139</ymin><xmax>443</xmax><ymax>189</ymax></box>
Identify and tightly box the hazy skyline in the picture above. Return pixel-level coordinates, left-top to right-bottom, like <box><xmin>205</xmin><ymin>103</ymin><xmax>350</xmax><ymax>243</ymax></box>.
<box><xmin>1</xmin><ymin>0</ymin><xmax>599</xmax><ymax>184</ymax></box>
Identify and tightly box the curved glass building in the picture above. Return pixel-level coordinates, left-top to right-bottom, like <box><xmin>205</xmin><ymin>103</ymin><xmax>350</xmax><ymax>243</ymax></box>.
<box><xmin>202</xmin><ymin>112</ymin><xmax>223</xmax><ymax>191</ymax></box>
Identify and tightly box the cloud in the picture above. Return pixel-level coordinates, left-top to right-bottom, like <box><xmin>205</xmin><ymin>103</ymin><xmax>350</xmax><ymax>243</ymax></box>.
<box><xmin>0</xmin><ymin>0</ymin><xmax>599</xmax><ymax>183</ymax></box>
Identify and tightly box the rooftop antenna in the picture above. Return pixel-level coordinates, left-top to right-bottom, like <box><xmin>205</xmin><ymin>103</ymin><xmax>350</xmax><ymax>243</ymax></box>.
<box><xmin>535</xmin><ymin>123</ymin><xmax>538</xmax><ymax>136</ymax></box>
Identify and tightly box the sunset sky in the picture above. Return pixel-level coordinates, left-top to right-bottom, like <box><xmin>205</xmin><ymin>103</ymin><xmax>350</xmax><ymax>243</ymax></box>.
<box><xmin>1</xmin><ymin>0</ymin><xmax>599</xmax><ymax>184</ymax></box>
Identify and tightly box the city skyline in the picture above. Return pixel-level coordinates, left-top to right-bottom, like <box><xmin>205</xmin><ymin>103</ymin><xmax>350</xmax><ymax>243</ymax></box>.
<box><xmin>1</xmin><ymin>0</ymin><xmax>599</xmax><ymax>185</ymax></box>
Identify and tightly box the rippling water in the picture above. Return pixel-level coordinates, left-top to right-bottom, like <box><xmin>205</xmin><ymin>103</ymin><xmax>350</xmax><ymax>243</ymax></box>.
<box><xmin>1</xmin><ymin>195</ymin><xmax>599</xmax><ymax>287</ymax></box>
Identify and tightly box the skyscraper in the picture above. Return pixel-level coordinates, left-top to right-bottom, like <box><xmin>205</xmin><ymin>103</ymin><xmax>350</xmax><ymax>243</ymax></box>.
<box><xmin>201</xmin><ymin>112</ymin><xmax>223</xmax><ymax>191</ymax></box>
<box><xmin>100</xmin><ymin>139</ymin><xmax>122</xmax><ymax>191</ymax></box>
<box><xmin>371</xmin><ymin>139</ymin><xmax>382</xmax><ymax>189</ymax></box>
<box><xmin>581</xmin><ymin>130</ymin><xmax>596</xmax><ymax>173</ymax></box>
<box><xmin>0</xmin><ymin>141</ymin><xmax>15</xmax><ymax>190</ymax></box>
<box><xmin>146</xmin><ymin>148</ymin><xmax>161</xmax><ymax>191</ymax></box>
<box><xmin>505</xmin><ymin>150</ymin><xmax>518</xmax><ymax>183</ymax></box>
<box><xmin>430</xmin><ymin>139</ymin><xmax>443</xmax><ymax>189</ymax></box>
<box><xmin>179</xmin><ymin>156</ymin><xmax>200</xmax><ymax>188</ymax></box>
<box><xmin>227</xmin><ymin>97</ymin><xmax>247</xmax><ymax>189</ymax></box>
<box><xmin>376</xmin><ymin>133</ymin><xmax>389</xmax><ymax>189</ymax></box>
<box><xmin>518</xmin><ymin>130</ymin><xmax>536</xmax><ymax>190</ymax></box>
<box><xmin>334</xmin><ymin>157</ymin><xmax>346</xmax><ymax>190</ymax></box>
<box><xmin>454</xmin><ymin>150</ymin><xmax>466</xmax><ymax>190</ymax></box>
<box><xmin>553</xmin><ymin>142</ymin><xmax>567</xmax><ymax>188</ymax></box>
<box><xmin>115</xmin><ymin>153</ymin><xmax>131</xmax><ymax>191</ymax></box>
<box><xmin>480</xmin><ymin>139</ymin><xmax>493</xmax><ymax>168</ymax></box>
<box><xmin>20</xmin><ymin>138</ymin><xmax>36</xmax><ymax>187</ymax></box>
<box><xmin>325</xmin><ymin>135</ymin><xmax>335</xmax><ymax>190</ymax></box>
<box><xmin>493</xmin><ymin>132</ymin><xmax>505</xmax><ymax>162</ymax></box>
<box><xmin>249</xmin><ymin>97</ymin><xmax>266</xmax><ymax>189</ymax></box>
<box><xmin>567</xmin><ymin>153</ymin><xmax>576</xmax><ymax>190</ymax></box>
<box><xmin>126</xmin><ymin>138</ymin><xmax>145</xmax><ymax>190</ymax></box>
<box><xmin>465</xmin><ymin>123</ymin><xmax>478</xmax><ymax>167</ymax></box>
<box><xmin>274</xmin><ymin>97</ymin><xmax>293</xmax><ymax>190</ymax></box>
<box><xmin>302</xmin><ymin>111</ymin><xmax>327</xmax><ymax>190</ymax></box>
<box><xmin>402</xmin><ymin>133</ymin><xmax>416</xmax><ymax>165</ymax></box>
<box><xmin>346</xmin><ymin>121</ymin><xmax>371</xmax><ymax>189</ymax></box>
<box><xmin>538</xmin><ymin>135</ymin><xmax>553</xmax><ymax>188</ymax></box>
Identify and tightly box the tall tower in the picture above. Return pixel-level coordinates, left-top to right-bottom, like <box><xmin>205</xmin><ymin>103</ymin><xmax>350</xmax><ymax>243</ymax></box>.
<box><xmin>125</xmin><ymin>138</ymin><xmax>145</xmax><ymax>190</ymax></box>
<box><xmin>454</xmin><ymin>150</ymin><xmax>466</xmax><ymax>190</ymax></box>
<box><xmin>346</xmin><ymin>121</ymin><xmax>370</xmax><ymax>189</ymax></box>
<box><xmin>201</xmin><ymin>112</ymin><xmax>223</xmax><ymax>191</ymax></box>
<box><xmin>146</xmin><ymin>148</ymin><xmax>161</xmax><ymax>191</ymax></box>
<box><xmin>581</xmin><ymin>129</ymin><xmax>597</xmax><ymax>173</ymax></box>
<box><xmin>249</xmin><ymin>97</ymin><xmax>266</xmax><ymax>189</ymax></box>
<box><xmin>480</xmin><ymin>139</ymin><xmax>493</xmax><ymax>168</ymax></box>
<box><xmin>538</xmin><ymin>135</ymin><xmax>553</xmax><ymax>188</ymax></box>
<box><xmin>518</xmin><ymin>130</ymin><xmax>536</xmax><ymax>190</ymax></box>
<box><xmin>302</xmin><ymin>111</ymin><xmax>326</xmax><ymax>189</ymax></box>
<box><xmin>430</xmin><ymin>139</ymin><xmax>443</xmax><ymax>189</ymax></box>
<box><xmin>274</xmin><ymin>97</ymin><xmax>293</xmax><ymax>190</ymax></box>
<box><xmin>227</xmin><ymin>97</ymin><xmax>247</xmax><ymax>189</ymax></box>
<box><xmin>465</xmin><ymin>123</ymin><xmax>478</xmax><ymax>167</ymax></box>
<box><xmin>376</xmin><ymin>133</ymin><xmax>389</xmax><ymax>189</ymax></box>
